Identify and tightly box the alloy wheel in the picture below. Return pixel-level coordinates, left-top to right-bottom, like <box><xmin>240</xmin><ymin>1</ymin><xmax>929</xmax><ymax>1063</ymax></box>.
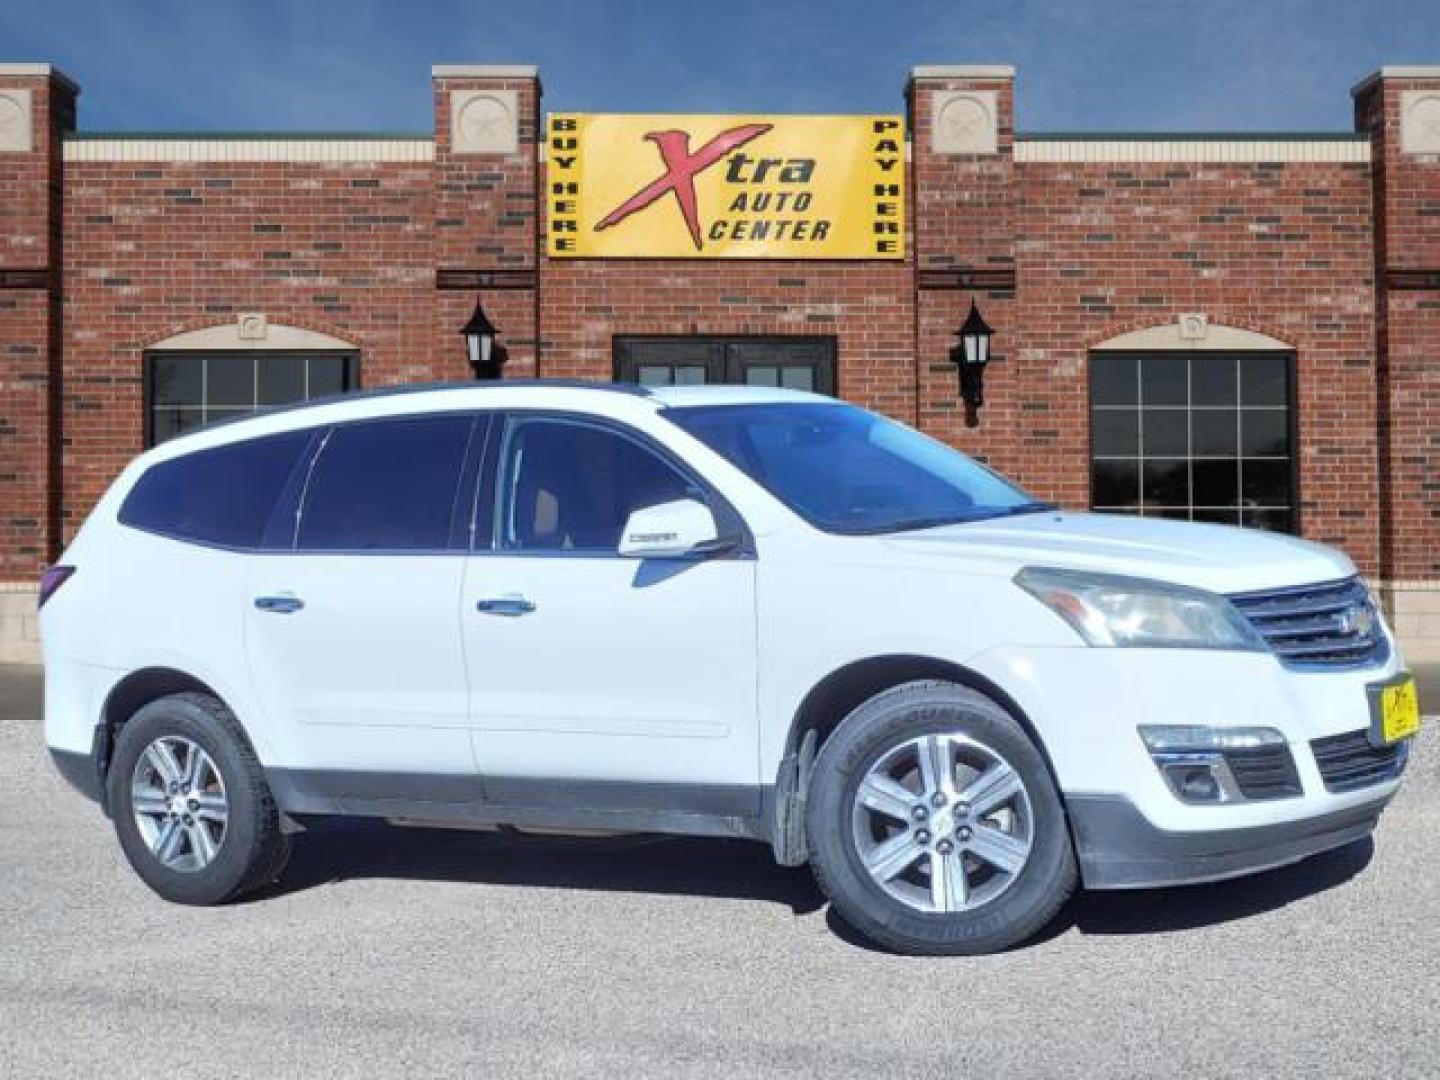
<box><xmin>130</xmin><ymin>736</ymin><xmax>229</xmax><ymax>873</ymax></box>
<box><xmin>851</xmin><ymin>732</ymin><xmax>1033</xmax><ymax>913</ymax></box>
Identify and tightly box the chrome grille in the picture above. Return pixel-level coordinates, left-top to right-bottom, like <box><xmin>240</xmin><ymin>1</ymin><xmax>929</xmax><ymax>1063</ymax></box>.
<box><xmin>1228</xmin><ymin>576</ymin><xmax>1387</xmax><ymax>670</ymax></box>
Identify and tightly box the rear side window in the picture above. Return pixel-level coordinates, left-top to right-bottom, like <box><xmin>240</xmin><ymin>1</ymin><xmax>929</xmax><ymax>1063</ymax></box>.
<box><xmin>298</xmin><ymin>415</ymin><xmax>473</xmax><ymax>551</ymax></box>
<box><xmin>119</xmin><ymin>430</ymin><xmax>311</xmax><ymax>548</ymax></box>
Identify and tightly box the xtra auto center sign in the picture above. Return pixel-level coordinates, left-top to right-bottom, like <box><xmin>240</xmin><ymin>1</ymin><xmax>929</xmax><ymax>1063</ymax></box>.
<box><xmin>546</xmin><ymin>114</ymin><xmax>905</xmax><ymax>259</ymax></box>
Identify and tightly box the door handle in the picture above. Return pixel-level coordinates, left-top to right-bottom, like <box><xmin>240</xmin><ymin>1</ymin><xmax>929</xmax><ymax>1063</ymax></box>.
<box><xmin>476</xmin><ymin>595</ymin><xmax>536</xmax><ymax>617</ymax></box>
<box><xmin>254</xmin><ymin>594</ymin><xmax>305</xmax><ymax>614</ymax></box>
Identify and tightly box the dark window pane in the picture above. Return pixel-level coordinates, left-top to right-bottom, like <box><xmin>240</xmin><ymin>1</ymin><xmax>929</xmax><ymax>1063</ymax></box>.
<box><xmin>1194</xmin><ymin>508</ymin><xmax>1242</xmax><ymax>526</ymax></box>
<box><xmin>1150</xmin><ymin>508</ymin><xmax>1192</xmax><ymax>521</ymax></box>
<box><xmin>1090</xmin><ymin>355</ymin><xmax>1138</xmax><ymax>407</ymax></box>
<box><xmin>1091</xmin><ymin>459</ymin><xmax>1139</xmax><ymax>508</ymax></box>
<box><xmin>1191</xmin><ymin>357</ymin><xmax>1237</xmax><ymax>408</ymax></box>
<box><xmin>257</xmin><ymin>355</ymin><xmax>307</xmax><ymax>406</ymax></box>
<box><xmin>307</xmin><ymin>355</ymin><xmax>350</xmax><ymax>398</ymax></box>
<box><xmin>1241</xmin><ymin>459</ymin><xmax>1291</xmax><ymax>506</ymax></box>
<box><xmin>1240</xmin><ymin>355</ymin><xmax>1289</xmax><ymax>407</ymax></box>
<box><xmin>1241</xmin><ymin>410</ymin><xmax>1289</xmax><ymax>457</ymax></box>
<box><xmin>1193</xmin><ymin>459</ymin><xmax>1240</xmax><ymax>507</ymax></box>
<box><xmin>1141</xmin><ymin>409</ymin><xmax>1188</xmax><ymax>457</ymax></box>
<box><xmin>299</xmin><ymin>416</ymin><xmax>472</xmax><ymax>550</ymax></box>
<box><xmin>1091</xmin><ymin>410</ymin><xmax>1139</xmax><ymax>457</ymax></box>
<box><xmin>151</xmin><ymin>356</ymin><xmax>203</xmax><ymax>408</ymax></box>
<box><xmin>119</xmin><ymin>431</ymin><xmax>310</xmax><ymax>548</ymax></box>
<box><xmin>151</xmin><ymin>408</ymin><xmax>206</xmax><ymax>443</ymax></box>
<box><xmin>207</xmin><ymin>355</ymin><xmax>255</xmax><ymax>410</ymax></box>
<box><xmin>1140</xmin><ymin>356</ymin><xmax>1187</xmax><ymax>406</ymax></box>
<box><xmin>1142</xmin><ymin>459</ymin><xmax>1189</xmax><ymax>507</ymax></box>
<box><xmin>1243</xmin><ymin>508</ymin><xmax>1294</xmax><ymax>533</ymax></box>
<box><xmin>1191</xmin><ymin>411</ymin><xmax>1237</xmax><ymax>457</ymax></box>
<box><xmin>503</xmin><ymin>420</ymin><xmax>696</xmax><ymax>552</ymax></box>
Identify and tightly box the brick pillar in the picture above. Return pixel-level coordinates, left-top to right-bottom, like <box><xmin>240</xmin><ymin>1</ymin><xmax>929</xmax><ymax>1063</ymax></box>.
<box><xmin>908</xmin><ymin>66</ymin><xmax>1027</xmax><ymax>479</ymax></box>
<box><xmin>0</xmin><ymin>65</ymin><xmax>76</xmax><ymax>578</ymax></box>
<box><xmin>1354</xmin><ymin>66</ymin><xmax>1440</xmax><ymax>660</ymax></box>
<box><xmin>430</xmin><ymin>65</ymin><xmax>541</xmax><ymax>380</ymax></box>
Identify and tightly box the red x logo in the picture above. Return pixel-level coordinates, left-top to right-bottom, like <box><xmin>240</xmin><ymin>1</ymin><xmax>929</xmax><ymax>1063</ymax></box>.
<box><xmin>595</xmin><ymin>123</ymin><xmax>773</xmax><ymax>251</ymax></box>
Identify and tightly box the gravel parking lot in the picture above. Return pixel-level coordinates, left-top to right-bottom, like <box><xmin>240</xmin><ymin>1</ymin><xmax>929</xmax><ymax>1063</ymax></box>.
<box><xmin>2</xmin><ymin>663</ymin><xmax>1437</xmax><ymax>1078</ymax></box>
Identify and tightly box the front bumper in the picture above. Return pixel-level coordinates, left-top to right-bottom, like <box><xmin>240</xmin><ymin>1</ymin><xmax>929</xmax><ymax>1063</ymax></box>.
<box><xmin>965</xmin><ymin>642</ymin><xmax>1413</xmax><ymax>887</ymax></box>
<box><xmin>1068</xmin><ymin>791</ymin><xmax>1392</xmax><ymax>888</ymax></box>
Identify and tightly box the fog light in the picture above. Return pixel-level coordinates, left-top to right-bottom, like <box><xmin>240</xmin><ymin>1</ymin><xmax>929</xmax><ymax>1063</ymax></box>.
<box><xmin>1161</xmin><ymin>761</ymin><xmax>1224</xmax><ymax>803</ymax></box>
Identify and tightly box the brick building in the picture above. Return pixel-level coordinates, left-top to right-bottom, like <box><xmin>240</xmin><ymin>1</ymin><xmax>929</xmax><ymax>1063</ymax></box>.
<box><xmin>1</xmin><ymin>61</ymin><xmax>1437</xmax><ymax>661</ymax></box>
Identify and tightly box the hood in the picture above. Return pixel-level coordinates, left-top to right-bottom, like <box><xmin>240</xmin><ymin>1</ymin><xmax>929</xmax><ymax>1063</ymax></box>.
<box><xmin>881</xmin><ymin>511</ymin><xmax>1355</xmax><ymax>595</ymax></box>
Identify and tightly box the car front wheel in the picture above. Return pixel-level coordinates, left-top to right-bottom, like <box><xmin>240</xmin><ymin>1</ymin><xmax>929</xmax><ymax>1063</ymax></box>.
<box><xmin>805</xmin><ymin>680</ymin><xmax>1076</xmax><ymax>955</ymax></box>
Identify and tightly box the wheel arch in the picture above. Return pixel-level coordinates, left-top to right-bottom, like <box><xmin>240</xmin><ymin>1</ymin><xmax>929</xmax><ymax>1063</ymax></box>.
<box><xmin>95</xmin><ymin>667</ymin><xmax>229</xmax><ymax>812</ymax></box>
<box><xmin>768</xmin><ymin>654</ymin><xmax>1060</xmax><ymax>866</ymax></box>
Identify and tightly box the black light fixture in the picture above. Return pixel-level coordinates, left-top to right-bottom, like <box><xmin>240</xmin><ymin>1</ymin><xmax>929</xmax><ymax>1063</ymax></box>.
<box><xmin>949</xmin><ymin>299</ymin><xmax>994</xmax><ymax>428</ymax></box>
<box><xmin>460</xmin><ymin>294</ymin><xmax>507</xmax><ymax>380</ymax></box>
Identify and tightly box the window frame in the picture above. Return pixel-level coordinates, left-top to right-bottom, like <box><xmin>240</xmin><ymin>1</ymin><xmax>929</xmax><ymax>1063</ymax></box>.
<box><xmin>613</xmin><ymin>335</ymin><xmax>838</xmax><ymax>396</ymax></box>
<box><xmin>1086</xmin><ymin>349</ymin><xmax>1300</xmax><ymax>533</ymax></box>
<box><xmin>142</xmin><ymin>349</ymin><xmax>361</xmax><ymax>448</ymax></box>
<box><xmin>483</xmin><ymin>409</ymin><xmax>754</xmax><ymax>560</ymax></box>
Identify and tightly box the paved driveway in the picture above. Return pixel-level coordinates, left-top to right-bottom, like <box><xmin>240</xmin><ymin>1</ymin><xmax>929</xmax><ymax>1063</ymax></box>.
<box><xmin>2</xmin><ymin>664</ymin><xmax>1436</xmax><ymax>1078</ymax></box>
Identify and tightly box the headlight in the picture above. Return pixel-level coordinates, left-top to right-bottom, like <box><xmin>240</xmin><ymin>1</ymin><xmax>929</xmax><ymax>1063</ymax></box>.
<box><xmin>1014</xmin><ymin>567</ymin><xmax>1268</xmax><ymax>652</ymax></box>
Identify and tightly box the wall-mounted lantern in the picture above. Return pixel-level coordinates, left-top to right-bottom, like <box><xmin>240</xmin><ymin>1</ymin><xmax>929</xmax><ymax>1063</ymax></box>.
<box><xmin>460</xmin><ymin>294</ymin><xmax>507</xmax><ymax>380</ymax></box>
<box><xmin>949</xmin><ymin>299</ymin><xmax>994</xmax><ymax>428</ymax></box>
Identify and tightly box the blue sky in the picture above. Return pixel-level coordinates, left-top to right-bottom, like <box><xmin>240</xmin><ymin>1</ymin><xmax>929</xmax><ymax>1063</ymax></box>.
<box><xmin>3</xmin><ymin>0</ymin><xmax>1437</xmax><ymax>133</ymax></box>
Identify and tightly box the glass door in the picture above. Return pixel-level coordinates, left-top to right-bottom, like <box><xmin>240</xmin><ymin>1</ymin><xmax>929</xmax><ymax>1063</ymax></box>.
<box><xmin>615</xmin><ymin>336</ymin><xmax>837</xmax><ymax>395</ymax></box>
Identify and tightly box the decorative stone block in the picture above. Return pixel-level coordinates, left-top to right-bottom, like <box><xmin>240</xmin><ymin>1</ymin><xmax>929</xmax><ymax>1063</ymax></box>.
<box><xmin>450</xmin><ymin>88</ymin><xmax>519</xmax><ymax>155</ymax></box>
<box><xmin>1178</xmin><ymin>313</ymin><xmax>1209</xmax><ymax>340</ymax></box>
<box><xmin>932</xmin><ymin>90</ymin><xmax>998</xmax><ymax>155</ymax></box>
<box><xmin>0</xmin><ymin>87</ymin><xmax>33</xmax><ymax>153</ymax></box>
<box><xmin>1400</xmin><ymin>90</ymin><xmax>1440</xmax><ymax>155</ymax></box>
<box><xmin>237</xmin><ymin>312</ymin><xmax>268</xmax><ymax>340</ymax></box>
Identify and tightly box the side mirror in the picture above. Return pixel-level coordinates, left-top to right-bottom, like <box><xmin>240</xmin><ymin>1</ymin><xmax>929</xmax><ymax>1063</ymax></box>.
<box><xmin>618</xmin><ymin>498</ymin><xmax>734</xmax><ymax>559</ymax></box>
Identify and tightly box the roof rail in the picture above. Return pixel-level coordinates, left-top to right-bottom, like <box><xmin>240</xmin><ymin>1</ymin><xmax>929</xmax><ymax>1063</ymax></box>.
<box><xmin>197</xmin><ymin>378</ymin><xmax>653</xmax><ymax>433</ymax></box>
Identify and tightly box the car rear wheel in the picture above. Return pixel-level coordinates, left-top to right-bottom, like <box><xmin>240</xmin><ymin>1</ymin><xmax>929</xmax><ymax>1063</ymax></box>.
<box><xmin>108</xmin><ymin>692</ymin><xmax>290</xmax><ymax>905</ymax></box>
<box><xmin>805</xmin><ymin>680</ymin><xmax>1076</xmax><ymax>955</ymax></box>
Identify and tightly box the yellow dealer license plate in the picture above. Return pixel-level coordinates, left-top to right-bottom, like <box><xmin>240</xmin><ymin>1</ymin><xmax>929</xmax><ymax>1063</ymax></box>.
<box><xmin>1372</xmin><ymin>676</ymin><xmax>1421</xmax><ymax>746</ymax></box>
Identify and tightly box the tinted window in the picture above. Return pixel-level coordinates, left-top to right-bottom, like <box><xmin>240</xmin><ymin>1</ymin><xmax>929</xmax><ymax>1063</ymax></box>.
<box><xmin>500</xmin><ymin>418</ymin><xmax>697</xmax><ymax>552</ymax></box>
<box><xmin>119</xmin><ymin>430</ymin><xmax>310</xmax><ymax>547</ymax></box>
<box><xmin>668</xmin><ymin>402</ymin><xmax>1046</xmax><ymax>535</ymax></box>
<box><xmin>298</xmin><ymin>416</ymin><xmax>473</xmax><ymax>551</ymax></box>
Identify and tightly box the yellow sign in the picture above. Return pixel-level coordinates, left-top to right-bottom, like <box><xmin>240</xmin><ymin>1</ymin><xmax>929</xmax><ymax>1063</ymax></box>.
<box><xmin>547</xmin><ymin>113</ymin><xmax>905</xmax><ymax>259</ymax></box>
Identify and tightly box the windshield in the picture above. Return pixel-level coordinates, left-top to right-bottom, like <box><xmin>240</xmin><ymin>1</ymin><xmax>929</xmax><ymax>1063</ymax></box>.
<box><xmin>666</xmin><ymin>401</ymin><xmax>1052</xmax><ymax>535</ymax></box>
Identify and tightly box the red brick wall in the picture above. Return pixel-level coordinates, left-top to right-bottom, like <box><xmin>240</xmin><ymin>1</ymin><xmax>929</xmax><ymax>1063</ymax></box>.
<box><xmin>0</xmin><ymin>72</ymin><xmax>73</xmax><ymax>579</ymax></box>
<box><xmin>59</xmin><ymin>156</ymin><xmax>442</xmax><ymax>532</ymax></box>
<box><xmin>2</xmin><ymin>62</ymin><xmax>1435</xmax><ymax>595</ymax></box>
<box><xmin>537</xmin><ymin>258</ymin><xmax>916</xmax><ymax>420</ymax></box>
<box><xmin>1357</xmin><ymin>75</ymin><xmax>1440</xmax><ymax>582</ymax></box>
<box><xmin>908</xmin><ymin>74</ymin><xmax>1380</xmax><ymax>573</ymax></box>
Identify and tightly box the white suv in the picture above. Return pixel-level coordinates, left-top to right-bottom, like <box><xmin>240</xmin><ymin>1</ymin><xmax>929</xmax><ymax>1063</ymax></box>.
<box><xmin>42</xmin><ymin>382</ymin><xmax>1419</xmax><ymax>954</ymax></box>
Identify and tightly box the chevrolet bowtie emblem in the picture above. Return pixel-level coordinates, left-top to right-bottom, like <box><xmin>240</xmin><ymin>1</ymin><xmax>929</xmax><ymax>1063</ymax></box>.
<box><xmin>595</xmin><ymin>123</ymin><xmax>773</xmax><ymax>251</ymax></box>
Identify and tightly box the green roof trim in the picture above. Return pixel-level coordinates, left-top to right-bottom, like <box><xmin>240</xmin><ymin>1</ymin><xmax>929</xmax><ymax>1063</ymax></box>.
<box><xmin>66</xmin><ymin>131</ymin><xmax>432</xmax><ymax>141</ymax></box>
<box><xmin>1018</xmin><ymin>131</ymin><xmax>1369</xmax><ymax>142</ymax></box>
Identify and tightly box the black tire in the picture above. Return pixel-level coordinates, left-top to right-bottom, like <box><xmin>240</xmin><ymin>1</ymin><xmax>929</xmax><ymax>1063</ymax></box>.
<box><xmin>107</xmin><ymin>692</ymin><xmax>291</xmax><ymax>905</ymax></box>
<box><xmin>805</xmin><ymin>680</ymin><xmax>1076</xmax><ymax>955</ymax></box>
